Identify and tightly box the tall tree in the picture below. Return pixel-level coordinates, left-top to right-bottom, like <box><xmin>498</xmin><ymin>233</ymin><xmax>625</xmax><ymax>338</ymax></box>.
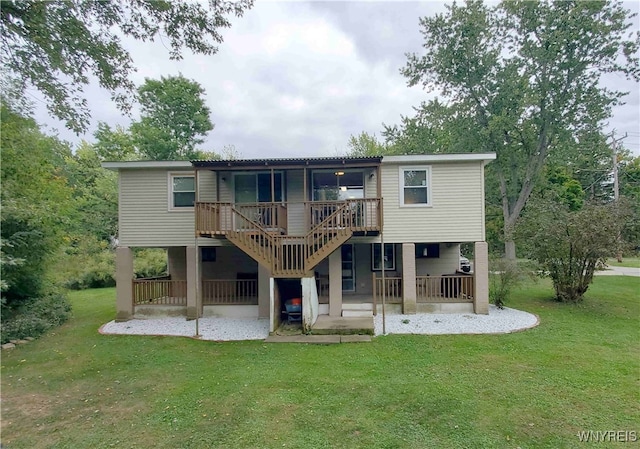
<box><xmin>130</xmin><ymin>75</ymin><xmax>214</xmax><ymax>160</ymax></box>
<box><xmin>1</xmin><ymin>103</ymin><xmax>74</xmax><ymax>301</ymax></box>
<box><xmin>0</xmin><ymin>0</ymin><xmax>253</xmax><ymax>133</ymax></box>
<box><xmin>398</xmin><ymin>0</ymin><xmax>639</xmax><ymax>258</ymax></box>
<box><xmin>346</xmin><ymin>132</ymin><xmax>388</xmax><ymax>157</ymax></box>
<box><xmin>93</xmin><ymin>123</ymin><xmax>138</xmax><ymax>161</ymax></box>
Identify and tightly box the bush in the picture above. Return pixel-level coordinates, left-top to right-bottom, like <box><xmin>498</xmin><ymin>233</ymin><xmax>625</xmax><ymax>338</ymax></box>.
<box><xmin>489</xmin><ymin>258</ymin><xmax>534</xmax><ymax>309</ymax></box>
<box><xmin>517</xmin><ymin>199</ymin><xmax>631</xmax><ymax>302</ymax></box>
<box><xmin>134</xmin><ymin>248</ymin><xmax>167</xmax><ymax>278</ymax></box>
<box><xmin>56</xmin><ymin>236</ymin><xmax>116</xmax><ymax>290</ymax></box>
<box><xmin>1</xmin><ymin>293</ymin><xmax>71</xmax><ymax>343</ymax></box>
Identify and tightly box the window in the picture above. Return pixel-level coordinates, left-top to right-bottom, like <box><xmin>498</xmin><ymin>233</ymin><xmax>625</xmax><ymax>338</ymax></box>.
<box><xmin>416</xmin><ymin>243</ymin><xmax>440</xmax><ymax>258</ymax></box>
<box><xmin>342</xmin><ymin>244</ymin><xmax>355</xmax><ymax>291</ymax></box>
<box><xmin>234</xmin><ymin>172</ymin><xmax>283</xmax><ymax>203</ymax></box>
<box><xmin>312</xmin><ymin>170</ymin><xmax>364</xmax><ymax>201</ymax></box>
<box><xmin>371</xmin><ymin>243</ymin><xmax>395</xmax><ymax>271</ymax></box>
<box><xmin>400</xmin><ymin>166</ymin><xmax>431</xmax><ymax>206</ymax></box>
<box><xmin>170</xmin><ymin>173</ymin><xmax>195</xmax><ymax>209</ymax></box>
<box><xmin>201</xmin><ymin>247</ymin><xmax>216</xmax><ymax>262</ymax></box>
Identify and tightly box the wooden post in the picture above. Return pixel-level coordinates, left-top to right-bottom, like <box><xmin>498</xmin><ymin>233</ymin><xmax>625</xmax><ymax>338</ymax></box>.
<box><xmin>271</xmin><ymin>167</ymin><xmax>275</xmax><ymax>202</ymax></box>
<box><xmin>381</xmin><ymin>234</ymin><xmax>386</xmax><ymax>334</ymax></box>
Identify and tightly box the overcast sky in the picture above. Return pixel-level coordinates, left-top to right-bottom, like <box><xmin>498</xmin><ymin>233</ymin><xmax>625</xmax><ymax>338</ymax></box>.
<box><xmin>35</xmin><ymin>0</ymin><xmax>640</xmax><ymax>158</ymax></box>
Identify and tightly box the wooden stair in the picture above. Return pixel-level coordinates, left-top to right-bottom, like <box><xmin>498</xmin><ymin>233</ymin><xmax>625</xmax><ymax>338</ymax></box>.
<box><xmin>225</xmin><ymin>203</ymin><xmax>353</xmax><ymax>277</ymax></box>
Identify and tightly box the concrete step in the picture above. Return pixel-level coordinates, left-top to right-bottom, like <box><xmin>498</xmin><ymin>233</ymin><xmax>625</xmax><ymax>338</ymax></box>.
<box><xmin>342</xmin><ymin>310</ymin><xmax>374</xmax><ymax>318</ymax></box>
<box><xmin>311</xmin><ymin>315</ymin><xmax>374</xmax><ymax>335</ymax></box>
<box><xmin>342</xmin><ymin>303</ymin><xmax>373</xmax><ymax>311</ymax></box>
<box><xmin>264</xmin><ymin>335</ymin><xmax>371</xmax><ymax>344</ymax></box>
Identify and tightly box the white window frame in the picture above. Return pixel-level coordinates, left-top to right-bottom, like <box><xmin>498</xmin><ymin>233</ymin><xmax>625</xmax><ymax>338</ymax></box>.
<box><xmin>371</xmin><ymin>243</ymin><xmax>396</xmax><ymax>271</ymax></box>
<box><xmin>168</xmin><ymin>172</ymin><xmax>195</xmax><ymax>211</ymax></box>
<box><xmin>399</xmin><ymin>166</ymin><xmax>432</xmax><ymax>207</ymax></box>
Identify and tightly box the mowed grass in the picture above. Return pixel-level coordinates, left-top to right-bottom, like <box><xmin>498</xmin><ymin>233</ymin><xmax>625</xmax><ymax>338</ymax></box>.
<box><xmin>607</xmin><ymin>257</ymin><xmax>640</xmax><ymax>269</ymax></box>
<box><xmin>1</xmin><ymin>277</ymin><xmax>638</xmax><ymax>449</ymax></box>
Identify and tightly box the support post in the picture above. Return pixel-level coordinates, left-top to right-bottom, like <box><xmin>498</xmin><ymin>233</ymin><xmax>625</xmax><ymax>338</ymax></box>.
<box><xmin>115</xmin><ymin>246</ymin><xmax>134</xmax><ymax>322</ymax></box>
<box><xmin>401</xmin><ymin>243</ymin><xmax>417</xmax><ymax>314</ymax></box>
<box><xmin>474</xmin><ymin>241</ymin><xmax>489</xmax><ymax>314</ymax></box>
<box><xmin>328</xmin><ymin>248</ymin><xmax>342</xmax><ymax>317</ymax></box>
<box><xmin>186</xmin><ymin>246</ymin><xmax>199</xmax><ymax>320</ymax></box>
<box><xmin>258</xmin><ymin>264</ymin><xmax>270</xmax><ymax>318</ymax></box>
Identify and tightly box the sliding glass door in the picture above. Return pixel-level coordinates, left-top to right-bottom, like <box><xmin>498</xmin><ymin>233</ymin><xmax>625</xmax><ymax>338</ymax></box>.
<box><xmin>234</xmin><ymin>172</ymin><xmax>283</xmax><ymax>204</ymax></box>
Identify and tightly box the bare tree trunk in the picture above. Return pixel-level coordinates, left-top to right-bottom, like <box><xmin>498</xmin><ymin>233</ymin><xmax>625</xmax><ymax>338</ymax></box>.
<box><xmin>505</xmin><ymin>240</ymin><xmax>516</xmax><ymax>260</ymax></box>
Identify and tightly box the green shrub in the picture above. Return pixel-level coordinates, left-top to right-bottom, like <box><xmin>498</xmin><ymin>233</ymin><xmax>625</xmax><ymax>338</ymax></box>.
<box><xmin>56</xmin><ymin>237</ymin><xmax>116</xmax><ymax>290</ymax></box>
<box><xmin>517</xmin><ymin>199</ymin><xmax>630</xmax><ymax>302</ymax></box>
<box><xmin>489</xmin><ymin>258</ymin><xmax>534</xmax><ymax>309</ymax></box>
<box><xmin>1</xmin><ymin>293</ymin><xmax>71</xmax><ymax>343</ymax></box>
<box><xmin>134</xmin><ymin>248</ymin><xmax>167</xmax><ymax>278</ymax></box>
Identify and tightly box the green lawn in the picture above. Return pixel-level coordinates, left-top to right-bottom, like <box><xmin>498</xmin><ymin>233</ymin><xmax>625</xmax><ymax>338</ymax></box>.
<box><xmin>2</xmin><ymin>277</ymin><xmax>639</xmax><ymax>449</ymax></box>
<box><xmin>607</xmin><ymin>257</ymin><xmax>640</xmax><ymax>269</ymax></box>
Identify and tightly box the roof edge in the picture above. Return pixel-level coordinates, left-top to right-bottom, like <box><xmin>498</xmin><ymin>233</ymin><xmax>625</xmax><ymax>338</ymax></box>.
<box><xmin>101</xmin><ymin>161</ymin><xmax>193</xmax><ymax>170</ymax></box>
<box><xmin>382</xmin><ymin>153</ymin><xmax>496</xmax><ymax>163</ymax></box>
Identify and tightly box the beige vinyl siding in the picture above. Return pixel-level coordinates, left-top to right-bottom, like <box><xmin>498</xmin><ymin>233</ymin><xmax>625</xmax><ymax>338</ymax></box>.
<box><xmin>415</xmin><ymin>244</ymin><xmax>460</xmax><ymax>276</ymax></box>
<box><xmin>198</xmin><ymin>170</ymin><xmax>217</xmax><ymax>202</ymax></box>
<box><xmin>119</xmin><ymin>169</ymin><xmax>196</xmax><ymax>247</ymax></box>
<box><xmin>286</xmin><ymin>170</ymin><xmax>306</xmax><ymax>236</ymax></box>
<box><xmin>201</xmin><ymin>247</ymin><xmax>258</xmax><ymax>279</ymax></box>
<box><xmin>219</xmin><ymin>175</ymin><xmax>233</xmax><ymax>202</ymax></box>
<box><xmin>365</xmin><ymin>167</ymin><xmax>378</xmax><ymax>198</ymax></box>
<box><xmin>166</xmin><ymin>246</ymin><xmax>257</xmax><ymax>280</ymax></box>
<box><xmin>381</xmin><ymin>161</ymin><xmax>485</xmax><ymax>243</ymax></box>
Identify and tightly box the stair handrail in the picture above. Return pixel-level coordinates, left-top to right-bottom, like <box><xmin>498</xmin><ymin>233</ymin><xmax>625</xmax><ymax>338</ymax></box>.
<box><xmin>228</xmin><ymin>206</ymin><xmax>277</xmax><ymax>269</ymax></box>
<box><xmin>229</xmin><ymin>207</ymin><xmax>273</xmax><ymax>235</ymax></box>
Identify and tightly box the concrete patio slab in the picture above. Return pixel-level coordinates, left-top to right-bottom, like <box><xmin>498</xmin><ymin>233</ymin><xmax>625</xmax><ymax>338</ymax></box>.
<box><xmin>311</xmin><ymin>315</ymin><xmax>374</xmax><ymax>335</ymax></box>
<box><xmin>264</xmin><ymin>335</ymin><xmax>341</xmax><ymax>344</ymax></box>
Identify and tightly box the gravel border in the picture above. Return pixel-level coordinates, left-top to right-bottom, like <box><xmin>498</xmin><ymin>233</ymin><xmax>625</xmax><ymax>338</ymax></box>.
<box><xmin>100</xmin><ymin>317</ymin><xmax>270</xmax><ymax>341</ymax></box>
<box><xmin>374</xmin><ymin>305</ymin><xmax>539</xmax><ymax>336</ymax></box>
<box><xmin>99</xmin><ymin>306</ymin><xmax>538</xmax><ymax>341</ymax></box>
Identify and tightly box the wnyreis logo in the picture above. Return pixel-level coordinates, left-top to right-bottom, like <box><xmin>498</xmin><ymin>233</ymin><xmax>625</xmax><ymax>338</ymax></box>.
<box><xmin>577</xmin><ymin>430</ymin><xmax>637</xmax><ymax>443</ymax></box>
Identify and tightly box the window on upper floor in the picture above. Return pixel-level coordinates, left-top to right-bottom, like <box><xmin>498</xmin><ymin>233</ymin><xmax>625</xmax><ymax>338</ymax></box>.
<box><xmin>169</xmin><ymin>173</ymin><xmax>195</xmax><ymax>209</ymax></box>
<box><xmin>399</xmin><ymin>166</ymin><xmax>431</xmax><ymax>206</ymax></box>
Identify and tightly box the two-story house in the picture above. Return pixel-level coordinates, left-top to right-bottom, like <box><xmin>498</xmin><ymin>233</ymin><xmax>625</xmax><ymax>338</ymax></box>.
<box><xmin>104</xmin><ymin>153</ymin><xmax>495</xmax><ymax>334</ymax></box>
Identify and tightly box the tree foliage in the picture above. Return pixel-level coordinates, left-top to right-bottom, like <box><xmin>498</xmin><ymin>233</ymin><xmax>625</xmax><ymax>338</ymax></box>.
<box><xmin>346</xmin><ymin>132</ymin><xmax>388</xmax><ymax>157</ymax></box>
<box><xmin>131</xmin><ymin>75</ymin><xmax>214</xmax><ymax>160</ymax></box>
<box><xmin>517</xmin><ymin>198</ymin><xmax>632</xmax><ymax>302</ymax></box>
<box><xmin>1</xmin><ymin>103</ymin><xmax>74</xmax><ymax>302</ymax></box>
<box><xmin>395</xmin><ymin>0</ymin><xmax>639</xmax><ymax>258</ymax></box>
<box><xmin>93</xmin><ymin>75</ymin><xmax>219</xmax><ymax>161</ymax></box>
<box><xmin>0</xmin><ymin>0</ymin><xmax>253</xmax><ymax>133</ymax></box>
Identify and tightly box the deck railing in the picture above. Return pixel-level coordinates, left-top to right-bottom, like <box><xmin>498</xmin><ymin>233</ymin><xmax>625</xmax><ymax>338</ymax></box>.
<box><xmin>233</xmin><ymin>203</ymin><xmax>288</xmax><ymax>233</ymax></box>
<box><xmin>201</xmin><ymin>279</ymin><xmax>258</xmax><ymax>305</ymax></box>
<box><xmin>196</xmin><ymin>202</ymin><xmax>233</xmax><ymax>235</ymax></box>
<box><xmin>372</xmin><ymin>274</ymin><xmax>403</xmax><ymax>314</ymax></box>
<box><xmin>416</xmin><ymin>275</ymin><xmax>474</xmax><ymax>303</ymax></box>
<box><xmin>132</xmin><ymin>276</ymin><xmax>187</xmax><ymax>306</ymax></box>
<box><xmin>196</xmin><ymin>199</ymin><xmax>381</xmax><ymax>237</ymax></box>
<box><xmin>372</xmin><ymin>274</ymin><xmax>475</xmax><ymax>312</ymax></box>
<box><xmin>316</xmin><ymin>275</ymin><xmax>329</xmax><ymax>301</ymax></box>
<box><xmin>306</xmin><ymin>198</ymin><xmax>381</xmax><ymax>232</ymax></box>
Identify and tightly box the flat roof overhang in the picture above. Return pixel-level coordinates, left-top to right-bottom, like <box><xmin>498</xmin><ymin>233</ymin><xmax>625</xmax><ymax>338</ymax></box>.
<box><xmin>191</xmin><ymin>156</ymin><xmax>382</xmax><ymax>171</ymax></box>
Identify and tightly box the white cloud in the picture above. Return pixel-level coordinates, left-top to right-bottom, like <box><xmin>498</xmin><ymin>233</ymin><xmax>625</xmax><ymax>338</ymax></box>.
<box><xmin>32</xmin><ymin>1</ymin><xmax>638</xmax><ymax>157</ymax></box>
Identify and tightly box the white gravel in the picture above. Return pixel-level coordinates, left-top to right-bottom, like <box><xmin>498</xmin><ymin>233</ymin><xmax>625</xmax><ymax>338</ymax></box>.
<box><xmin>374</xmin><ymin>305</ymin><xmax>538</xmax><ymax>336</ymax></box>
<box><xmin>100</xmin><ymin>306</ymin><xmax>538</xmax><ymax>340</ymax></box>
<box><xmin>100</xmin><ymin>317</ymin><xmax>270</xmax><ymax>341</ymax></box>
